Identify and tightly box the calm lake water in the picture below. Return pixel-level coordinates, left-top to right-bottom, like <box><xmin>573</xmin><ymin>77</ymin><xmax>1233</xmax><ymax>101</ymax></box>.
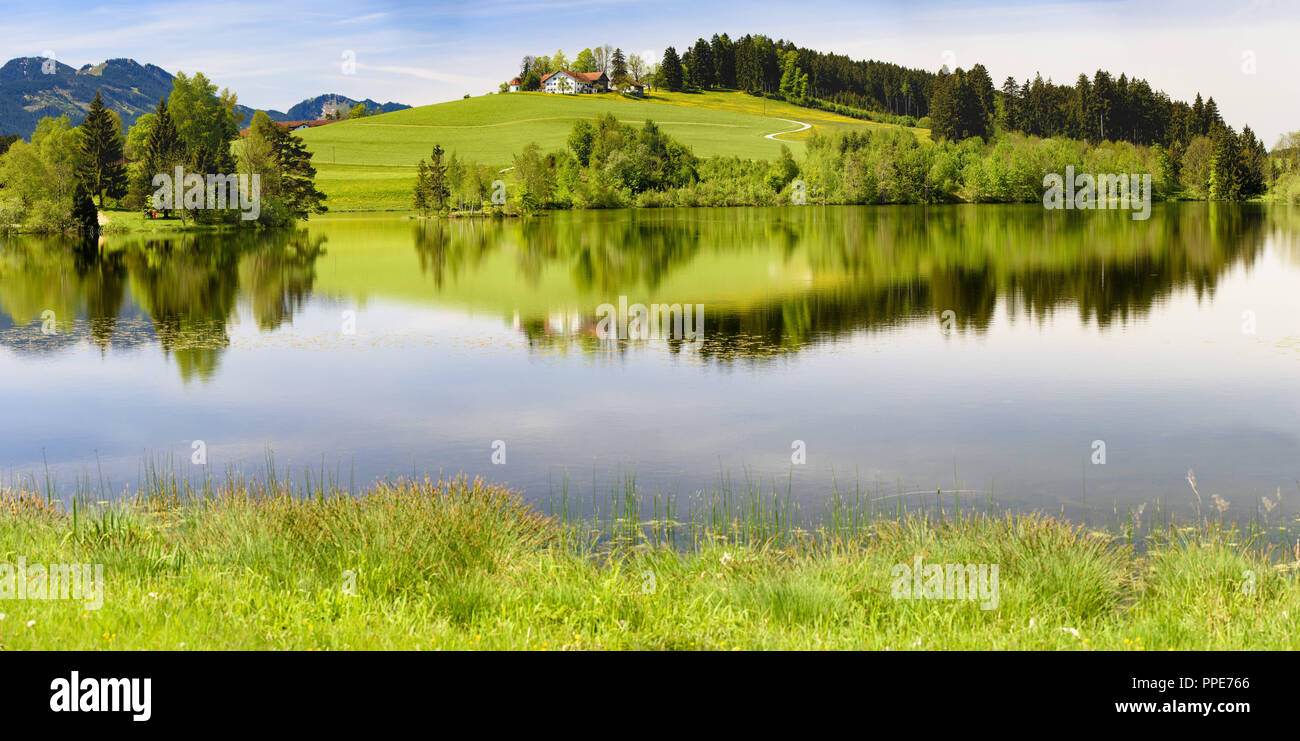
<box><xmin>2</xmin><ymin>204</ymin><xmax>1299</xmax><ymax>522</ymax></box>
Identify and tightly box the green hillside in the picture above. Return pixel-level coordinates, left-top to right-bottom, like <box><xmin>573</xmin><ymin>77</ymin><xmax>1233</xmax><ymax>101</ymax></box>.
<box><xmin>300</xmin><ymin>91</ymin><xmax>928</xmax><ymax>211</ymax></box>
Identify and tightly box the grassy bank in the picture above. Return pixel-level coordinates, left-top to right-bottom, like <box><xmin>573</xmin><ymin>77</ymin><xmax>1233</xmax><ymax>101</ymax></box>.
<box><xmin>96</xmin><ymin>208</ymin><xmax>240</xmax><ymax>233</ymax></box>
<box><xmin>1</xmin><ymin>477</ymin><xmax>1296</xmax><ymax>650</ymax></box>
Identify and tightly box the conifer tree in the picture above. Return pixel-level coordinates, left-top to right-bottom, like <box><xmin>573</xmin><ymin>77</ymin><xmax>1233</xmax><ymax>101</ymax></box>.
<box><xmin>77</xmin><ymin>91</ymin><xmax>128</xmax><ymax>208</ymax></box>
<box><xmin>661</xmin><ymin>47</ymin><xmax>683</xmax><ymax>92</ymax></box>
<box><xmin>611</xmin><ymin>48</ymin><xmax>628</xmax><ymax>88</ymax></box>
<box><xmin>413</xmin><ymin>160</ymin><xmax>431</xmax><ymax>215</ymax></box>
<box><xmin>427</xmin><ymin>145</ymin><xmax>449</xmax><ymax>211</ymax></box>
<box><xmin>137</xmin><ymin>98</ymin><xmax>186</xmax><ymax>215</ymax></box>
<box><xmin>265</xmin><ymin>124</ymin><xmax>327</xmax><ymax>219</ymax></box>
<box><xmin>71</xmin><ymin>179</ymin><xmax>99</xmax><ymax>234</ymax></box>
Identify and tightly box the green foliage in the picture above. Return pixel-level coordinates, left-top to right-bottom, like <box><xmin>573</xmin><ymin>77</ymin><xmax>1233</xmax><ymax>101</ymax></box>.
<box><xmin>512</xmin><ymin>143</ymin><xmax>558</xmax><ymax>212</ymax></box>
<box><xmin>778</xmin><ymin>51</ymin><xmax>809</xmax><ymax>102</ymax></box>
<box><xmin>801</xmin><ymin>129</ymin><xmax>1174</xmax><ymax>206</ymax></box>
<box><xmin>567</xmin><ymin>119</ymin><xmax>594</xmax><ymax>167</ymax></box>
<box><xmin>519</xmin><ymin>115</ymin><xmax>701</xmax><ymax>209</ymax></box>
<box><xmin>610</xmin><ymin>48</ymin><xmax>628</xmax><ymax>88</ymax></box>
<box><xmin>1266</xmin><ymin>130</ymin><xmax>1300</xmax><ymax>203</ymax></box>
<box><xmin>1207</xmin><ymin>127</ymin><xmax>1241</xmax><ymax>201</ymax></box>
<box><xmin>930</xmin><ymin>68</ymin><xmax>991</xmax><ymax>142</ymax></box>
<box><xmin>412</xmin><ymin>144</ymin><xmax>456</xmax><ymax>215</ymax></box>
<box><xmin>236</xmin><ymin>111</ymin><xmax>327</xmax><ymax>224</ymax></box>
<box><xmin>413</xmin><ymin>160</ymin><xmax>430</xmax><ymax>214</ymax></box>
<box><xmin>70</xmin><ymin>178</ymin><xmax>99</xmax><ymax>234</ymax></box>
<box><xmin>573</xmin><ymin>48</ymin><xmax>597</xmax><ymax>74</ymax></box>
<box><xmin>135</xmin><ymin>98</ymin><xmax>186</xmax><ymax>215</ymax></box>
<box><xmin>688</xmin><ymin>38</ymin><xmax>714</xmax><ymax>90</ymax></box>
<box><xmin>766</xmin><ymin>145</ymin><xmax>799</xmax><ymax>191</ymax></box>
<box><xmin>266</xmin><ymin>123</ymin><xmax>328</xmax><ymax>222</ymax></box>
<box><xmin>124</xmin><ymin>112</ymin><xmax>155</xmax><ymax>161</ymax></box>
<box><xmin>167</xmin><ymin>72</ymin><xmax>238</xmax><ymax>172</ymax></box>
<box><xmin>661</xmin><ymin>47</ymin><xmax>684</xmax><ymax>92</ymax></box>
<box><xmin>1179</xmin><ymin>135</ymin><xmax>1213</xmax><ymax>199</ymax></box>
<box><xmin>0</xmin><ymin>115</ymin><xmax>85</xmax><ymax>231</ymax></box>
<box><xmin>77</xmin><ymin>91</ymin><xmax>129</xmax><ymax>208</ymax></box>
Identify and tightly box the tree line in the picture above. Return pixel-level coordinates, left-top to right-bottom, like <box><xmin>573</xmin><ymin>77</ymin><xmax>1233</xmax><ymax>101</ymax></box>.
<box><xmin>413</xmin><ymin>113</ymin><xmax>1300</xmax><ymax>214</ymax></box>
<box><xmin>650</xmin><ymin>35</ymin><xmax>1254</xmax><ymax>143</ymax></box>
<box><xmin>512</xmin><ymin>46</ymin><xmax>649</xmax><ymax>92</ymax></box>
<box><xmin>0</xmin><ymin>72</ymin><xmax>326</xmax><ymax>233</ymax></box>
<box><xmin>929</xmin><ymin>66</ymin><xmax>1269</xmax><ymax>199</ymax></box>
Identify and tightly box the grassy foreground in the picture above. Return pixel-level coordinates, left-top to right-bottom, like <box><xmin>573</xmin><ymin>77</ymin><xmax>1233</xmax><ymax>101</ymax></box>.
<box><xmin>1</xmin><ymin>477</ymin><xmax>1296</xmax><ymax>650</ymax></box>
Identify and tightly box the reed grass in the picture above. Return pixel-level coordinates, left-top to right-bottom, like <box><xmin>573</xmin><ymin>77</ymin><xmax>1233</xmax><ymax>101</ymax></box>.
<box><xmin>0</xmin><ymin>463</ymin><xmax>1296</xmax><ymax>650</ymax></box>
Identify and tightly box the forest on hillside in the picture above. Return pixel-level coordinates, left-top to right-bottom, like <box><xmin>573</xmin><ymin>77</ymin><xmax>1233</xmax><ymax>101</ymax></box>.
<box><xmin>515</xmin><ymin>33</ymin><xmax>1277</xmax><ymax>202</ymax></box>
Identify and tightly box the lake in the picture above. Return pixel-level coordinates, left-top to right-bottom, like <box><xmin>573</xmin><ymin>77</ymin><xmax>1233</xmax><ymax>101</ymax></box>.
<box><xmin>2</xmin><ymin>203</ymin><xmax>1298</xmax><ymax>523</ymax></box>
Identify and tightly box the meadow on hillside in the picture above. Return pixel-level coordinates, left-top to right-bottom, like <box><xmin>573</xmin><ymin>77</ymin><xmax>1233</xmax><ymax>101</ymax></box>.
<box><xmin>301</xmin><ymin>91</ymin><xmax>923</xmax><ymax>211</ymax></box>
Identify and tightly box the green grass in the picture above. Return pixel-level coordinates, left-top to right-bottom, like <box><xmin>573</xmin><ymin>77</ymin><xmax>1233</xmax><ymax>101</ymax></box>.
<box><xmin>2</xmin><ymin>471</ymin><xmax>1295</xmax><ymax>650</ymax></box>
<box><xmin>300</xmin><ymin>90</ymin><xmax>927</xmax><ymax>212</ymax></box>
<box><xmin>96</xmin><ymin>208</ymin><xmax>232</xmax><ymax>233</ymax></box>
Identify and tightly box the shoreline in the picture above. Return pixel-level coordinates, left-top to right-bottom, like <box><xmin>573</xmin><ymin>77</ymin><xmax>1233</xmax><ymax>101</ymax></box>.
<box><xmin>3</xmin><ymin>198</ymin><xmax>1286</xmax><ymax>237</ymax></box>
<box><xmin>2</xmin><ymin>477</ymin><xmax>1295</xmax><ymax>650</ymax></box>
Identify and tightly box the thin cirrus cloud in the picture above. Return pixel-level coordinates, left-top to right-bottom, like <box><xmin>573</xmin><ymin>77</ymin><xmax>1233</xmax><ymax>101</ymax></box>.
<box><xmin>362</xmin><ymin>64</ymin><xmax>497</xmax><ymax>88</ymax></box>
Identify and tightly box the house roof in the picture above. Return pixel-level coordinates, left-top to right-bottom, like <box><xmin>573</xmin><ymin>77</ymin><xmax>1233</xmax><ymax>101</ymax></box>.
<box><xmin>540</xmin><ymin>70</ymin><xmax>608</xmax><ymax>85</ymax></box>
<box><xmin>509</xmin><ymin>77</ymin><xmax>521</xmax><ymax>85</ymax></box>
<box><xmin>238</xmin><ymin>119</ymin><xmax>337</xmax><ymax>136</ymax></box>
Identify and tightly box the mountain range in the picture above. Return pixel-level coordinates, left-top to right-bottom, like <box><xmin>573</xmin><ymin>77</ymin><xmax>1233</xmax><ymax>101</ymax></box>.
<box><xmin>0</xmin><ymin>57</ymin><xmax>410</xmax><ymax>138</ymax></box>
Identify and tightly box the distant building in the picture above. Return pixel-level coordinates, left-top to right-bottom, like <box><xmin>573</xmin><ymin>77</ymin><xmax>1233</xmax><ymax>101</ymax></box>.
<box><xmin>540</xmin><ymin>70</ymin><xmax>608</xmax><ymax>94</ymax></box>
<box><xmin>508</xmin><ymin>77</ymin><xmax>521</xmax><ymax>92</ymax></box>
<box><xmin>620</xmin><ymin>80</ymin><xmax>646</xmax><ymax>97</ymax></box>
<box><xmin>239</xmin><ymin>120</ymin><xmax>337</xmax><ymax>137</ymax></box>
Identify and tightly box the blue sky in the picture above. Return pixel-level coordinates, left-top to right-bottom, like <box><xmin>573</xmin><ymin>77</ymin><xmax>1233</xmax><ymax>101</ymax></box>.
<box><xmin>3</xmin><ymin>0</ymin><xmax>1298</xmax><ymax>143</ymax></box>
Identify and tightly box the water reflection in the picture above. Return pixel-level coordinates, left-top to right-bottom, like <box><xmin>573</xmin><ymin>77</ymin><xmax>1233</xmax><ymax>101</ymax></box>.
<box><xmin>1</xmin><ymin>203</ymin><xmax>1297</xmax><ymax>519</ymax></box>
<box><xmin>0</xmin><ymin>203</ymin><xmax>1289</xmax><ymax>378</ymax></box>
<box><xmin>0</xmin><ymin>229</ymin><xmax>326</xmax><ymax>381</ymax></box>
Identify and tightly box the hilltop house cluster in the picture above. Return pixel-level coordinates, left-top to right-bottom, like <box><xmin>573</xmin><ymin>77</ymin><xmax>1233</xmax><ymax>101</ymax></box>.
<box><xmin>508</xmin><ymin>70</ymin><xmax>645</xmax><ymax>96</ymax></box>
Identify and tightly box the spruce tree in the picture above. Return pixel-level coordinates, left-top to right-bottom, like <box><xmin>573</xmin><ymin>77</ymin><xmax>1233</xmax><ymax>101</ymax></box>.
<box><xmin>139</xmin><ymin>98</ymin><xmax>186</xmax><ymax>215</ymax></box>
<box><xmin>78</xmin><ymin>91</ymin><xmax>128</xmax><ymax>208</ymax></box>
<box><xmin>691</xmin><ymin>39</ymin><xmax>714</xmax><ymax>90</ymax></box>
<box><xmin>661</xmin><ymin>47</ymin><xmax>683</xmax><ymax>92</ymax></box>
<box><xmin>1207</xmin><ymin>126</ymin><xmax>1241</xmax><ymax>201</ymax></box>
<box><xmin>611</xmin><ymin>48</ymin><xmax>627</xmax><ymax>88</ymax></box>
<box><xmin>427</xmin><ymin>145</ymin><xmax>449</xmax><ymax>211</ymax></box>
<box><xmin>265</xmin><ymin>125</ymin><xmax>327</xmax><ymax>219</ymax></box>
<box><xmin>71</xmin><ymin>179</ymin><xmax>99</xmax><ymax>234</ymax></box>
<box><xmin>413</xmin><ymin>160</ymin><xmax>431</xmax><ymax>215</ymax></box>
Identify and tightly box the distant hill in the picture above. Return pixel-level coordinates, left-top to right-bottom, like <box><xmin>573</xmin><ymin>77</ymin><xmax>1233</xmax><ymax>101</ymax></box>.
<box><xmin>0</xmin><ymin>57</ymin><xmax>172</xmax><ymax>137</ymax></box>
<box><xmin>0</xmin><ymin>57</ymin><xmax>410</xmax><ymax>138</ymax></box>
<box><xmin>299</xmin><ymin>89</ymin><xmax>918</xmax><ymax>211</ymax></box>
<box><xmin>281</xmin><ymin>94</ymin><xmax>410</xmax><ymax>122</ymax></box>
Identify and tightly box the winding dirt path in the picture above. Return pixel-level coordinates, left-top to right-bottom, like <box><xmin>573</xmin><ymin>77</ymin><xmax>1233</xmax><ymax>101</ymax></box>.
<box><xmin>764</xmin><ymin>117</ymin><xmax>812</xmax><ymax>141</ymax></box>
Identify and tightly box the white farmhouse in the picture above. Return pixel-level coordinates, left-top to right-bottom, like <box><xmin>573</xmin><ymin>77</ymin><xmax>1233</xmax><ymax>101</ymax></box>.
<box><xmin>541</xmin><ymin>70</ymin><xmax>608</xmax><ymax>94</ymax></box>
